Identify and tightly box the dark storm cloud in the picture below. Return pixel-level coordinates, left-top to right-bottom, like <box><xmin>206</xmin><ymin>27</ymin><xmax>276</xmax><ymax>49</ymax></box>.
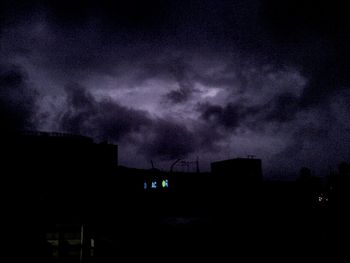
<box><xmin>274</xmin><ymin>101</ymin><xmax>350</xmax><ymax>173</ymax></box>
<box><xmin>1</xmin><ymin>0</ymin><xmax>350</xmax><ymax>173</ymax></box>
<box><xmin>0</xmin><ymin>0</ymin><xmax>265</xmax><ymax>76</ymax></box>
<box><xmin>59</xmin><ymin>83</ymin><xmax>151</xmax><ymax>140</ymax></box>
<box><xmin>139</xmin><ymin>120</ymin><xmax>196</xmax><ymax>159</ymax></box>
<box><xmin>59</xmin><ymin>83</ymin><xmax>201</xmax><ymax>159</ymax></box>
<box><xmin>198</xmin><ymin>95</ymin><xmax>299</xmax><ymax>132</ymax></box>
<box><xmin>163</xmin><ymin>58</ymin><xmax>196</xmax><ymax>104</ymax></box>
<box><xmin>264</xmin><ymin>92</ymin><xmax>300</xmax><ymax>123</ymax></box>
<box><xmin>261</xmin><ymin>0</ymin><xmax>350</xmax><ymax>106</ymax></box>
<box><xmin>139</xmin><ymin>118</ymin><xmax>227</xmax><ymax>160</ymax></box>
<box><xmin>165</xmin><ymin>87</ymin><xmax>192</xmax><ymax>104</ymax></box>
<box><xmin>200</xmin><ymin>103</ymin><xmax>241</xmax><ymax>129</ymax></box>
<box><xmin>0</xmin><ymin>63</ymin><xmax>37</xmax><ymax>132</ymax></box>
<box><xmin>134</xmin><ymin>56</ymin><xmax>197</xmax><ymax>104</ymax></box>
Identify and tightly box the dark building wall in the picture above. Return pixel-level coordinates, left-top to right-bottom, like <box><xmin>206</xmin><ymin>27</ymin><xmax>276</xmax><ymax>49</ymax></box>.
<box><xmin>211</xmin><ymin>158</ymin><xmax>262</xmax><ymax>183</ymax></box>
<box><xmin>2</xmin><ymin>132</ymin><xmax>119</xmax><ymax>263</ymax></box>
<box><xmin>210</xmin><ymin>158</ymin><xmax>263</xmax><ymax>212</ymax></box>
<box><xmin>94</xmin><ymin>143</ymin><xmax>118</xmax><ymax>168</ymax></box>
<box><xmin>2</xmin><ymin>132</ymin><xmax>119</xmax><ymax>220</ymax></box>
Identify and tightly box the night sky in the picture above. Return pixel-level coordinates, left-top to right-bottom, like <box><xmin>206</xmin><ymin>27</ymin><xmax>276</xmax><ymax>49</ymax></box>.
<box><xmin>1</xmin><ymin>0</ymin><xmax>350</xmax><ymax>176</ymax></box>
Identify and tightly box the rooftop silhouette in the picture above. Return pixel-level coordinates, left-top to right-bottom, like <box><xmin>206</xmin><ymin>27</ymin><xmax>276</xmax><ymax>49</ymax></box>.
<box><xmin>2</xmin><ymin>131</ymin><xmax>350</xmax><ymax>262</ymax></box>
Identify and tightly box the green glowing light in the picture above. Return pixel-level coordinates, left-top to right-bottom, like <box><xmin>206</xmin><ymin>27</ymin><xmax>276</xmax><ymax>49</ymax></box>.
<box><xmin>162</xmin><ymin>179</ymin><xmax>169</xmax><ymax>188</ymax></box>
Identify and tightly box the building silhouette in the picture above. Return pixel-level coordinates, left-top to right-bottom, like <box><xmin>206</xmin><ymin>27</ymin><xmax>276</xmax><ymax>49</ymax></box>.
<box><xmin>211</xmin><ymin>157</ymin><xmax>262</xmax><ymax>182</ymax></box>
<box><xmin>3</xmin><ymin>131</ymin><xmax>348</xmax><ymax>262</ymax></box>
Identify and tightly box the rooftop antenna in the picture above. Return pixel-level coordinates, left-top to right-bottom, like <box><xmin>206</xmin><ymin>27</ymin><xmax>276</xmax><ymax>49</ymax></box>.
<box><xmin>180</xmin><ymin>160</ymin><xmax>190</xmax><ymax>172</ymax></box>
<box><xmin>170</xmin><ymin>159</ymin><xmax>181</xmax><ymax>172</ymax></box>
<box><xmin>150</xmin><ymin>160</ymin><xmax>155</xmax><ymax>169</ymax></box>
<box><xmin>196</xmin><ymin>156</ymin><xmax>200</xmax><ymax>173</ymax></box>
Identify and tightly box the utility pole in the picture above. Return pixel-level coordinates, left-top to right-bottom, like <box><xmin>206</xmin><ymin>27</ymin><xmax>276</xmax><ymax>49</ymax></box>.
<box><xmin>196</xmin><ymin>156</ymin><xmax>200</xmax><ymax>173</ymax></box>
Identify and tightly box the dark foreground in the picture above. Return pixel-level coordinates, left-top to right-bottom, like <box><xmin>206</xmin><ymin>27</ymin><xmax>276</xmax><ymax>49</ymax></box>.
<box><xmin>3</xmin><ymin>133</ymin><xmax>350</xmax><ymax>262</ymax></box>
<box><xmin>6</xmin><ymin>185</ymin><xmax>350</xmax><ymax>263</ymax></box>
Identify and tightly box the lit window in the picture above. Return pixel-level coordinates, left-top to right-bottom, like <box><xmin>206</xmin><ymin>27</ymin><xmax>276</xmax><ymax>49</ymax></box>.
<box><xmin>162</xmin><ymin>179</ymin><xmax>169</xmax><ymax>188</ymax></box>
<box><xmin>144</xmin><ymin>181</ymin><xmax>148</xmax><ymax>190</ymax></box>
<box><xmin>151</xmin><ymin>181</ymin><xmax>157</xmax><ymax>189</ymax></box>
